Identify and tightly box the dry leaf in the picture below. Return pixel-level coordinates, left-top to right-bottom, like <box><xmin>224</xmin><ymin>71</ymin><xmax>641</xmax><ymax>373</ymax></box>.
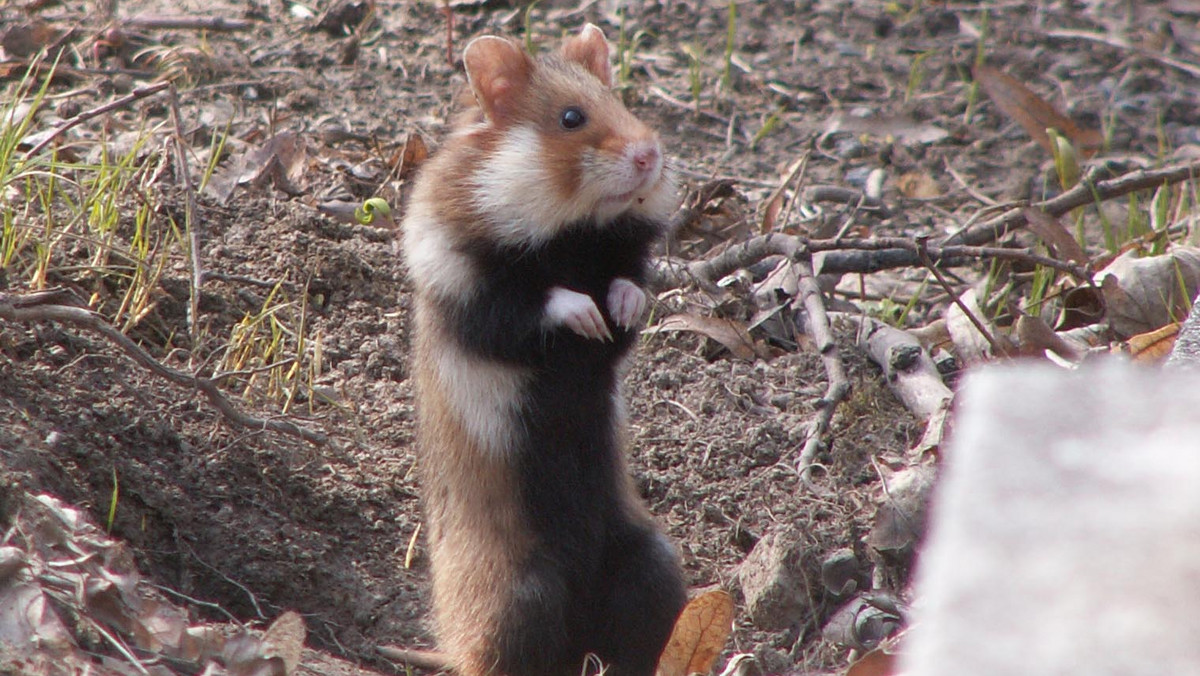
<box><xmin>759</xmin><ymin>157</ymin><xmax>806</xmax><ymax>233</ymax></box>
<box><xmin>0</xmin><ymin>580</ymin><xmax>74</xmax><ymax>655</ymax></box>
<box><xmin>647</xmin><ymin>315</ymin><xmax>761</xmax><ymax>360</ymax></box>
<box><xmin>1127</xmin><ymin>322</ymin><xmax>1180</xmax><ymax>362</ymax></box>
<box><xmin>263</xmin><ymin>610</ymin><xmax>306</xmax><ymax>674</ymax></box>
<box><xmin>207</xmin><ymin>131</ymin><xmax>309</xmax><ymax>203</ymax></box>
<box><xmin>897</xmin><ymin>172</ymin><xmax>940</xmax><ymax>199</ymax></box>
<box><xmin>1056</xmin><ymin>284</ymin><xmax>1106</xmax><ymax>331</ymax></box>
<box><xmin>1014</xmin><ymin>313</ymin><xmax>1085</xmax><ymax>362</ymax></box>
<box><xmin>973</xmin><ymin>65</ymin><xmax>1102</xmax><ymax>156</ymax></box>
<box><xmin>391</xmin><ymin>131</ymin><xmax>430</xmax><ymax>179</ymax></box>
<box><xmin>0</xmin><ymin>22</ymin><xmax>62</xmax><ymax>58</ymax></box>
<box><xmin>1096</xmin><ymin>246</ymin><xmax>1200</xmax><ymax>337</ymax></box>
<box><xmin>845</xmin><ymin>648</ymin><xmax>895</xmax><ymax>676</ymax></box>
<box><xmin>844</xmin><ymin>634</ymin><xmax>904</xmax><ymax>676</ymax></box>
<box><xmin>1022</xmin><ymin>207</ymin><xmax>1089</xmax><ymax>264</ymax></box>
<box><xmin>656</xmin><ymin>590</ymin><xmax>736</xmax><ymax>676</ymax></box>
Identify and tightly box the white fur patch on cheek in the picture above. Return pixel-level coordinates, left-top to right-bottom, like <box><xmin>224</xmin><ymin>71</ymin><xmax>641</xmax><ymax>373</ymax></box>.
<box><xmin>471</xmin><ymin>125</ymin><xmax>593</xmax><ymax>243</ymax></box>
<box><xmin>433</xmin><ymin>343</ymin><xmax>529</xmax><ymax>457</ymax></box>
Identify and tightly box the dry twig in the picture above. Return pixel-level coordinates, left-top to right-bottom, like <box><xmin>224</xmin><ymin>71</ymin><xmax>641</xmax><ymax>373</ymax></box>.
<box><xmin>945</xmin><ymin>161</ymin><xmax>1200</xmax><ymax>246</ymax></box>
<box><xmin>649</xmin><ymin>233</ymin><xmax>1091</xmax><ymax>291</ymax></box>
<box><xmin>165</xmin><ymin>86</ymin><xmax>204</xmax><ymax>344</ymax></box>
<box><xmin>0</xmin><ymin>291</ymin><xmax>327</xmax><ymax>445</ymax></box>
<box><xmin>377</xmin><ymin>646</ymin><xmax>451</xmax><ymax>671</ymax></box>
<box><xmin>122</xmin><ymin>15</ymin><xmax>255</xmax><ymax>31</ymax></box>
<box><xmin>914</xmin><ymin>236</ymin><xmax>1009</xmax><ymax>357</ymax></box>
<box><xmin>21</xmin><ymin>81</ymin><xmax>172</xmax><ymax>160</ymax></box>
<box><xmin>793</xmin><ymin>252</ymin><xmax>851</xmax><ymax>484</ymax></box>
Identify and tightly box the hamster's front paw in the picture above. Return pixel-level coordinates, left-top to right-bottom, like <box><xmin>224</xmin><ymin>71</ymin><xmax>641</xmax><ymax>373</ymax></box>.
<box><xmin>544</xmin><ymin>287</ymin><xmax>613</xmax><ymax>341</ymax></box>
<box><xmin>607</xmin><ymin>277</ymin><xmax>647</xmax><ymax>329</ymax></box>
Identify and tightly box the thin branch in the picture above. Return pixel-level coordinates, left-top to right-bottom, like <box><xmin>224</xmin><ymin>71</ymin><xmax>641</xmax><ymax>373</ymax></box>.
<box><xmin>122</xmin><ymin>15</ymin><xmax>255</xmax><ymax>31</ymax></box>
<box><xmin>793</xmin><ymin>251</ymin><xmax>851</xmax><ymax>485</ymax></box>
<box><xmin>0</xmin><ymin>293</ymin><xmax>327</xmax><ymax>445</ymax></box>
<box><xmin>807</xmin><ymin>236</ymin><xmax>1093</xmax><ymax>281</ymax></box>
<box><xmin>944</xmin><ymin>160</ymin><xmax>1200</xmax><ymax>246</ymax></box>
<box><xmin>914</xmin><ymin>236</ymin><xmax>1006</xmax><ymax>356</ymax></box>
<box><xmin>649</xmin><ymin>232</ymin><xmax>1091</xmax><ymax>291</ymax></box>
<box><xmin>1043</xmin><ymin>29</ymin><xmax>1200</xmax><ymax>79</ymax></box>
<box><xmin>166</xmin><ymin>86</ymin><xmax>204</xmax><ymax>346</ymax></box>
<box><xmin>649</xmin><ymin>234</ymin><xmax>800</xmax><ymax>291</ymax></box>
<box><xmin>377</xmin><ymin>646</ymin><xmax>452</xmax><ymax>671</ymax></box>
<box><xmin>21</xmin><ymin>81</ymin><xmax>172</xmax><ymax>160</ymax></box>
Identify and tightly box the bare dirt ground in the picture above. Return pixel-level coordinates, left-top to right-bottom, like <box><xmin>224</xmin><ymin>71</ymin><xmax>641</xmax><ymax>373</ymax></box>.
<box><xmin>1</xmin><ymin>0</ymin><xmax>1197</xmax><ymax>673</ymax></box>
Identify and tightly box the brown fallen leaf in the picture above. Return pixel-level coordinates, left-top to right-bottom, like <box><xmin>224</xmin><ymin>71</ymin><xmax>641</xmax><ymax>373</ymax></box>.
<box><xmin>973</xmin><ymin>64</ymin><xmax>1103</xmax><ymax>156</ymax></box>
<box><xmin>0</xmin><ymin>21</ymin><xmax>62</xmax><ymax>58</ymax></box>
<box><xmin>656</xmin><ymin>590</ymin><xmax>736</xmax><ymax>676</ymax></box>
<box><xmin>1126</xmin><ymin>322</ymin><xmax>1180</xmax><ymax>362</ymax></box>
<box><xmin>1096</xmin><ymin>246</ymin><xmax>1200</xmax><ymax>337</ymax></box>
<box><xmin>1056</xmin><ymin>283</ymin><xmax>1106</xmax><ymax>331</ymax></box>
<box><xmin>647</xmin><ymin>314</ymin><xmax>761</xmax><ymax>360</ymax></box>
<box><xmin>844</xmin><ymin>633</ymin><xmax>904</xmax><ymax>676</ymax></box>
<box><xmin>263</xmin><ymin>610</ymin><xmax>306</xmax><ymax>675</ymax></box>
<box><xmin>1014</xmin><ymin>312</ymin><xmax>1085</xmax><ymax>363</ymax></box>
<box><xmin>897</xmin><ymin>172</ymin><xmax>941</xmax><ymax>199</ymax></box>
<box><xmin>207</xmin><ymin>131</ymin><xmax>309</xmax><ymax>203</ymax></box>
<box><xmin>390</xmin><ymin>131</ymin><xmax>430</xmax><ymax>180</ymax></box>
<box><xmin>759</xmin><ymin>156</ymin><xmax>806</xmax><ymax>233</ymax></box>
<box><xmin>1022</xmin><ymin>207</ymin><xmax>1089</xmax><ymax>264</ymax></box>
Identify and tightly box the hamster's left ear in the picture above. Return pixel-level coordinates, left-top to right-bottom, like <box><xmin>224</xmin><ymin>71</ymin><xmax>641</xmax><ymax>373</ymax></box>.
<box><xmin>561</xmin><ymin>23</ymin><xmax>612</xmax><ymax>88</ymax></box>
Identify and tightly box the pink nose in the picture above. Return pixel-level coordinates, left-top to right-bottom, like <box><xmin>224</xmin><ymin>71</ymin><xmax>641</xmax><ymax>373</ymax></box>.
<box><xmin>632</xmin><ymin>144</ymin><xmax>659</xmax><ymax>173</ymax></box>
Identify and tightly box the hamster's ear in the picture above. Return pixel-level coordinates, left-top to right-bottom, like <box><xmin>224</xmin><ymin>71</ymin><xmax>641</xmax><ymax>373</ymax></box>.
<box><xmin>561</xmin><ymin>23</ymin><xmax>611</xmax><ymax>87</ymax></box>
<box><xmin>464</xmin><ymin>36</ymin><xmax>533</xmax><ymax>124</ymax></box>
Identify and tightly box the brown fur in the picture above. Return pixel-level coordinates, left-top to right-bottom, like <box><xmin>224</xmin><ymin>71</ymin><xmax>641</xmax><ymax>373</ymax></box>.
<box><xmin>402</xmin><ymin>24</ymin><xmax>685</xmax><ymax>676</ymax></box>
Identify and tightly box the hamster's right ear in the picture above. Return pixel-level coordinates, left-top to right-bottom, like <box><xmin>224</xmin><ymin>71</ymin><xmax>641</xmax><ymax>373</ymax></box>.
<box><xmin>463</xmin><ymin>36</ymin><xmax>533</xmax><ymax>125</ymax></box>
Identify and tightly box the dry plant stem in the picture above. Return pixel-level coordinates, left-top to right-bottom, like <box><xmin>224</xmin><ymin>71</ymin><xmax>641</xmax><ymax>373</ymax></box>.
<box><xmin>1044</xmin><ymin>29</ymin><xmax>1200</xmax><ymax>79</ymax></box>
<box><xmin>944</xmin><ymin>160</ymin><xmax>1200</xmax><ymax>247</ymax></box>
<box><xmin>122</xmin><ymin>15</ymin><xmax>254</xmax><ymax>31</ymax></box>
<box><xmin>657</xmin><ymin>234</ymin><xmax>801</xmax><ymax>290</ymax></box>
<box><xmin>808</xmin><ymin>237</ymin><xmax>1092</xmax><ymax>280</ymax></box>
<box><xmin>851</xmin><ymin>315</ymin><xmax>952</xmax><ymax>421</ymax></box>
<box><xmin>377</xmin><ymin>645</ymin><xmax>451</xmax><ymax>670</ymax></box>
<box><xmin>21</xmin><ymin>81</ymin><xmax>171</xmax><ymax>160</ymax></box>
<box><xmin>915</xmin><ymin>236</ymin><xmax>1004</xmax><ymax>355</ymax></box>
<box><xmin>166</xmin><ymin>86</ymin><xmax>204</xmax><ymax>344</ymax></box>
<box><xmin>793</xmin><ymin>252</ymin><xmax>851</xmax><ymax>484</ymax></box>
<box><xmin>0</xmin><ymin>294</ymin><xmax>328</xmax><ymax>445</ymax></box>
<box><xmin>648</xmin><ymin>233</ymin><xmax>1089</xmax><ymax>291</ymax></box>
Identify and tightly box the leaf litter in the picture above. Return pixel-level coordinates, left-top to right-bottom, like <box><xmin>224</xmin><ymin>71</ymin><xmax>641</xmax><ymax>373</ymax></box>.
<box><xmin>0</xmin><ymin>493</ymin><xmax>310</xmax><ymax>676</ymax></box>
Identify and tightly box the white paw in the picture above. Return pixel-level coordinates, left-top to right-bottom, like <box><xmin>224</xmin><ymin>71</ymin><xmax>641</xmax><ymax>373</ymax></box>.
<box><xmin>607</xmin><ymin>278</ymin><xmax>646</xmax><ymax>329</ymax></box>
<box><xmin>544</xmin><ymin>287</ymin><xmax>612</xmax><ymax>341</ymax></box>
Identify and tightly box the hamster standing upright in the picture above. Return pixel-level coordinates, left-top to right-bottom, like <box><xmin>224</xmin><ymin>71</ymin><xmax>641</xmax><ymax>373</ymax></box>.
<box><xmin>400</xmin><ymin>23</ymin><xmax>687</xmax><ymax>676</ymax></box>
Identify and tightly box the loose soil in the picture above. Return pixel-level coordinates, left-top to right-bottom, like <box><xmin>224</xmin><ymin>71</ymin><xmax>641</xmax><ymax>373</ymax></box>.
<box><xmin>1</xmin><ymin>0</ymin><xmax>1195</xmax><ymax>673</ymax></box>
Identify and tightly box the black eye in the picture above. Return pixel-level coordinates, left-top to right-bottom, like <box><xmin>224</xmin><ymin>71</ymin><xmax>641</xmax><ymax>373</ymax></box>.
<box><xmin>560</xmin><ymin>106</ymin><xmax>587</xmax><ymax>130</ymax></box>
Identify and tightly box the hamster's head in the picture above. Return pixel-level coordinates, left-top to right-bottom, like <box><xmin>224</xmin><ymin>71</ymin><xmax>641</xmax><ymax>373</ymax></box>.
<box><xmin>460</xmin><ymin>24</ymin><xmax>677</xmax><ymax>246</ymax></box>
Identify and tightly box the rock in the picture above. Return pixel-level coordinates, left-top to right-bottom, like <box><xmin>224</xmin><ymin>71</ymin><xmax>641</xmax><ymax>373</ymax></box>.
<box><xmin>903</xmin><ymin>362</ymin><xmax>1200</xmax><ymax>675</ymax></box>
<box><xmin>737</xmin><ymin>526</ymin><xmax>811</xmax><ymax>632</ymax></box>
